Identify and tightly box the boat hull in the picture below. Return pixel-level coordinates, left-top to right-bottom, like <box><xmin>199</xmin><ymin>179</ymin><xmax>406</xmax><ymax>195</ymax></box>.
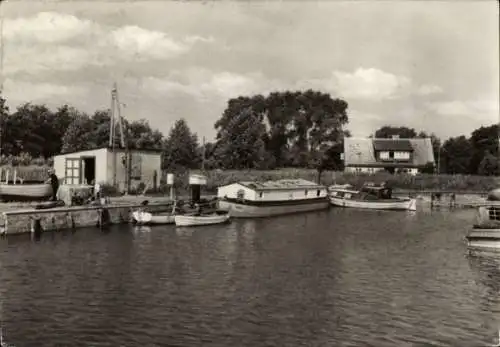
<box><xmin>174</xmin><ymin>213</ymin><xmax>230</xmax><ymax>227</ymax></box>
<box><xmin>0</xmin><ymin>183</ymin><xmax>53</xmax><ymax>201</ymax></box>
<box><xmin>217</xmin><ymin>198</ymin><xmax>330</xmax><ymax>218</ymax></box>
<box><xmin>466</xmin><ymin>228</ymin><xmax>500</xmax><ymax>251</ymax></box>
<box><xmin>132</xmin><ymin>211</ymin><xmax>175</xmax><ymax>225</ymax></box>
<box><xmin>329</xmin><ymin>196</ymin><xmax>417</xmax><ymax>211</ymax></box>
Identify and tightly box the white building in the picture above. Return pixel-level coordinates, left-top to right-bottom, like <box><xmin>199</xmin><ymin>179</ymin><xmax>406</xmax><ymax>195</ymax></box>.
<box><xmin>343</xmin><ymin>136</ymin><xmax>435</xmax><ymax>175</ymax></box>
<box><xmin>53</xmin><ymin>146</ymin><xmax>162</xmax><ymax>192</ymax></box>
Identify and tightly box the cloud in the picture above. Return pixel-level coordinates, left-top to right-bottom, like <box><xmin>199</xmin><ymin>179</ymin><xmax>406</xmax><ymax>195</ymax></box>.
<box><xmin>426</xmin><ymin>99</ymin><xmax>499</xmax><ymax>122</ymax></box>
<box><xmin>3</xmin><ymin>79</ymin><xmax>87</xmax><ymax>104</ymax></box>
<box><xmin>417</xmin><ymin>84</ymin><xmax>443</xmax><ymax>95</ymax></box>
<box><xmin>4</xmin><ymin>11</ymin><xmax>95</xmax><ymax>44</ymax></box>
<box><xmin>3</xmin><ymin>11</ymin><xmax>214</xmax><ymax>76</ymax></box>
<box><xmin>141</xmin><ymin>69</ymin><xmax>281</xmax><ymax>99</ymax></box>
<box><xmin>109</xmin><ymin>25</ymin><xmax>189</xmax><ymax>60</ymax></box>
<box><xmin>331</xmin><ymin>68</ymin><xmax>411</xmax><ymax>100</ymax></box>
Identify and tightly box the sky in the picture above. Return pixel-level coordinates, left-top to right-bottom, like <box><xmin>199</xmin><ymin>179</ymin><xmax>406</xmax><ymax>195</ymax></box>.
<box><xmin>0</xmin><ymin>0</ymin><xmax>498</xmax><ymax>142</ymax></box>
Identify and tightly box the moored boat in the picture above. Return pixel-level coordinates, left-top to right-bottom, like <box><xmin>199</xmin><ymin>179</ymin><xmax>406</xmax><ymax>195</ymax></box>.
<box><xmin>217</xmin><ymin>179</ymin><xmax>330</xmax><ymax>218</ymax></box>
<box><xmin>329</xmin><ymin>183</ymin><xmax>417</xmax><ymax>211</ymax></box>
<box><xmin>465</xmin><ymin>200</ymin><xmax>500</xmax><ymax>251</ymax></box>
<box><xmin>174</xmin><ymin>211</ymin><xmax>230</xmax><ymax>227</ymax></box>
<box><xmin>132</xmin><ymin>210</ymin><xmax>175</xmax><ymax>225</ymax></box>
<box><xmin>0</xmin><ymin>183</ymin><xmax>52</xmax><ymax>202</ymax></box>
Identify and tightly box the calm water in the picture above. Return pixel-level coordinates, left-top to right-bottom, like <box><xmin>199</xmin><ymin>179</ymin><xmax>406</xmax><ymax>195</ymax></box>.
<box><xmin>0</xmin><ymin>207</ymin><xmax>499</xmax><ymax>346</ymax></box>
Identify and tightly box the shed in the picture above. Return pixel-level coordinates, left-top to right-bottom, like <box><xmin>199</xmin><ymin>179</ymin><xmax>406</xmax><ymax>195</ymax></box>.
<box><xmin>53</xmin><ymin>146</ymin><xmax>162</xmax><ymax>192</ymax></box>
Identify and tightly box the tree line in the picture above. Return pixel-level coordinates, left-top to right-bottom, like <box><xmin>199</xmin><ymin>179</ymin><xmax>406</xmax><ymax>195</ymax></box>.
<box><xmin>0</xmin><ymin>92</ymin><xmax>498</xmax><ymax>175</ymax></box>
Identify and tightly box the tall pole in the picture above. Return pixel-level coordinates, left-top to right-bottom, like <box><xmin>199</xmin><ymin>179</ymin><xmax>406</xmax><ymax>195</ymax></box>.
<box><xmin>0</xmin><ymin>12</ymin><xmax>4</xmax><ymax>159</ymax></box>
<box><xmin>201</xmin><ymin>136</ymin><xmax>206</xmax><ymax>171</ymax></box>
<box><xmin>110</xmin><ymin>83</ymin><xmax>117</xmax><ymax>187</ymax></box>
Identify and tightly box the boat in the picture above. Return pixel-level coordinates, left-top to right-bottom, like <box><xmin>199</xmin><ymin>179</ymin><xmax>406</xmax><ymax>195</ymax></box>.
<box><xmin>132</xmin><ymin>200</ymin><xmax>178</xmax><ymax>225</ymax></box>
<box><xmin>328</xmin><ymin>183</ymin><xmax>417</xmax><ymax>211</ymax></box>
<box><xmin>217</xmin><ymin>179</ymin><xmax>330</xmax><ymax>218</ymax></box>
<box><xmin>465</xmin><ymin>192</ymin><xmax>500</xmax><ymax>251</ymax></box>
<box><xmin>174</xmin><ymin>210</ymin><xmax>230</xmax><ymax>227</ymax></box>
<box><xmin>0</xmin><ymin>183</ymin><xmax>52</xmax><ymax>202</ymax></box>
<box><xmin>132</xmin><ymin>210</ymin><xmax>175</xmax><ymax>225</ymax></box>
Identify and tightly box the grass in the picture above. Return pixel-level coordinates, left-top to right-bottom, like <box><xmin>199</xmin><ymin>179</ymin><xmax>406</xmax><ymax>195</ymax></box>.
<box><xmin>1</xmin><ymin>165</ymin><xmax>497</xmax><ymax>194</ymax></box>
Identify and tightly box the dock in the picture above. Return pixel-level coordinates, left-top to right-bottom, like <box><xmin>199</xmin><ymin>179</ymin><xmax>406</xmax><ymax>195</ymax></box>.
<box><xmin>0</xmin><ymin>194</ymin><xmax>217</xmax><ymax>235</ymax></box>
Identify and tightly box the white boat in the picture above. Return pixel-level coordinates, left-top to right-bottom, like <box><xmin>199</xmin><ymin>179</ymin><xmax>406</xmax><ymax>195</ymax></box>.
<box><xmin>466</xmin><ymin>204</ymin><xmax>500</xmax><ymax>251</ymax></box>
<box><xmin>174</xmin><ymin>211</ymin><xmax>230</xmax><ymax>227</ymax></box>
<box><xmin>217</xmin><ymin>179</ymin><xmax>330</xmax><ymax>218</ymax></box>
<box><xmin>0</xmin><ymin>183</ymin><xmax>52</xmax><ymax>201</ymax></box>
<box><xmin>132</xmin><ymin>210</ymin><xmax>175</xmax><ymax>225</ymax></box>
<box><xmin>329</xmin><ymin>184</ymin><xmax>417</xmax><ymax>211</ymax></box>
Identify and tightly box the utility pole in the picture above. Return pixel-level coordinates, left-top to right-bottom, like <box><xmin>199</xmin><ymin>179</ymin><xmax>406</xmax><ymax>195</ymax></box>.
<box><xmin>0</xmin><ymin>13</ymin><xmax>4</xmax><ymax>159</ymax></box>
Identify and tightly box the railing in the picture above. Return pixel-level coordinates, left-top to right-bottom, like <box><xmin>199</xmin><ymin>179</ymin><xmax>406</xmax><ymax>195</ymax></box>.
<box><xmin>0</xmin><ymin>167</ymin><xmax>24</xmax><ymax>184</ymax></box>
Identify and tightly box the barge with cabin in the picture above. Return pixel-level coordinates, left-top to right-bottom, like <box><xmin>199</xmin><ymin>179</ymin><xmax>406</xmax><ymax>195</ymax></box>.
<box><xmin>217</xmin><ymin>179</ymin><xmax>329</xmax><ymax>218</ymax></box>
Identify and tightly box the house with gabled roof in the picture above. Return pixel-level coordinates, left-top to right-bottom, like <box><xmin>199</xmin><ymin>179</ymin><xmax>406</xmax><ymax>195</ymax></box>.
<box><xmin>343</xmin><ymin>135</ymin><xmax>435</xmax><ymax>175</ymax></box>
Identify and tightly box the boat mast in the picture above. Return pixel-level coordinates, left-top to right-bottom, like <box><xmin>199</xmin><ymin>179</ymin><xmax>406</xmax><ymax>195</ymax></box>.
<box><xmin>109</xmin><ymin>83</ymin><xmax>117</xmax><ymax>186</ymax></box>
<box><xmin>201</xmin><ymin>136</ymin><xmax>206</xmax><ymax>172</ymax></box>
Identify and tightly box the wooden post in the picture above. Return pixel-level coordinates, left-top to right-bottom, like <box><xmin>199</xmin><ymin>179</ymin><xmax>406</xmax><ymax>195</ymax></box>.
<box><xmin>5</xmin><ymin>168</ymin><xmax>8</xmax><ymax>184</ymax></box>
<box><xmin>13</xmin><ymin>168</ymin><xmax>16</xmax><ymax>185</ymax></box>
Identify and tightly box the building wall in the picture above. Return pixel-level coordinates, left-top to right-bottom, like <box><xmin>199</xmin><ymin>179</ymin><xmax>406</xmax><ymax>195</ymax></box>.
<box><xmin>53</xmin><ymin>148</ymin><xmax>109</xmax><ymax>184</ymax></box>
<box><xmin>345</xmin><ymin>166</ymin><xmax>419</xmax><ymax>175</ymax></box>
<box><xmin>217</xmin><ymin>184</ymin><xmax>257</xmax><ymax>200</ymax></box>
<box><xmin>54</xmin><ymin>148</ymin><xmax>161</xmax><ymax>189</ymax></box>
<box><xmin>107</xmin><ymin>149</ymin><xmax>162</xmax><ymax>192</ymax></box>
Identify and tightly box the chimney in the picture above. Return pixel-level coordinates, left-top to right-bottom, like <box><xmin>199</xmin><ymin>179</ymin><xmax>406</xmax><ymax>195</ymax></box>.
<box><xmin>391</xmin><ymin>135</ymin><xmax>400</xmax><ymax>139</ymax></box>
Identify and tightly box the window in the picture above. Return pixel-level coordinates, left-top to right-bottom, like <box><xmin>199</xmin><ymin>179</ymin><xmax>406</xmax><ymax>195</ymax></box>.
<box><xmin>316</xmin><ymin>190</ymin><xmax>321</xmax><ymax>197</ymax></box>
<box><xmin>389</xmin><ymin>151</ymin><xmax>394</xmax><ymax>159</ymax></box>
<box><xmin>65</xmin><ymin>158</ymin><xmax>80</xmax><ymax>184</ymax></box>
<box><xmin>379</xmin><ymin>151</ymin><xmax>390</xmax><ymax>160</ymax></box>
<box><xmin>305</xmin><ymin>190</ymin><xmax>308</xmax><ymax>196</ymax></box>
<box><xmin>259</xmin><ymin>192</ymin><xmax>263</xmax><ymax>198</ymax></box>
<box><xmin>237</xmin><ymin>189</ymin><xmax>245</xmax><ymax>200</ymax></box>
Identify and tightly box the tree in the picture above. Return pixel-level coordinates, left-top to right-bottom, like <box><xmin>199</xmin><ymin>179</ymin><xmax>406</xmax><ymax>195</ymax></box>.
<box><xmin>214</xmin><ymin>90</ymin><xmax>349</xmax><ymax>170</ymax></box>
<box><xmin>61</xmin><ymin>111</ymin><xmax>96</xmax><ymax>153</ymax></box>
<box><xmin>441</xmin><ymin>136</ymin><xmax>473</xmax><ymax>174</ymax></box>
<box><xmin>469</xmin><ymin>125</ymin><xmax>498</xmax><ymax>174</ymax></box>
<box><xmin>478</xmin><ymin>152</ymin><xmax>499</xmax><ymax>176</ymax></box>
<box><xmin>162</xmin><ymin>119</ymin><xmax>199</xmax><ymax>170</ymax></box>
<box><xmin>373</xmin><ymin>126</ymin><xmax>417</xmax><ymax>139</ymax></box>
<box><xmin>214</xmin><ymin>108</ymin><xmax>270</xmax><ymax>169</ymax></box>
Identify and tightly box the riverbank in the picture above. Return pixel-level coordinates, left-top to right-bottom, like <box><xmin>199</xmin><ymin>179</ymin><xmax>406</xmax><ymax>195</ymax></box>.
<box><xmin>2</xmin><ymin>166</ymin><xmax>499</xmax><ymax>195</ymax></box>
<box><xmin>185</xmin><ymin>169</ymin><xmax>498</xmax><ymax>193</ymax></box>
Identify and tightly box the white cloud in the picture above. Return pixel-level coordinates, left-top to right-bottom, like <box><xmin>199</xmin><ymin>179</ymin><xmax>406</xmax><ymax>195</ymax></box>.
<box><xmin>2</xmin><ymin>12</ymin><xmax>214</xmax><ymax>76</ymax></box>
<box><xmin>331</xmin><ymin>68</ymin><xmax>411</xmax><ymax>100</ymax></box>
<box><xmin>4</xmin><ymin>11</ymin><xmax>95</xmax><ymax>44</ymax></box>
<box><xmin>427</xmin><ymin>99</ymin><xmax>499</xmax><ymax>122</ymax></box>
<box><xmin>417</xmin><ymin>84</ymin><xmax>443</xmax><ymax>95</ymax></box>
<box><xmin>109</xmin><ymin>25</ymin><xmax>189</xmax><ymax>60</ymax></box>
<box><xmin>3</xmin><ymin>79</ymin><xmax>87</xmax><ymax>104</ymax></box>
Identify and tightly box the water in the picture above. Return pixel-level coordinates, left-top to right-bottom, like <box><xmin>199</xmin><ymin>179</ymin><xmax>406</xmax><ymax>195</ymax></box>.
<box><xmin>0</xmin><ymin>207</ymin><xmax>499</xmax><ymax>346</ymax></box>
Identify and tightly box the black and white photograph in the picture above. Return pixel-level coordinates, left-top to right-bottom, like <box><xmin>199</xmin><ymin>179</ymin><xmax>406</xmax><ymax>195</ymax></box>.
<box><xmin>0</xmin><ymin>0</ymin><xmax>498</xmax><ymax>345</ymax></box>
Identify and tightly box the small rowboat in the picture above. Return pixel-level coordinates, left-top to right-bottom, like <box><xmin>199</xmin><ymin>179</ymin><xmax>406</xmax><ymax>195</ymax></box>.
<box><xmin>174</xmin><ymin>211</ymin><xmax>230</xmax><ymax>227</ymax></box>
<box><xmin>132</xmin><ymin>210</ymin><xmax>175</xmax><ymax>225</ymax></box>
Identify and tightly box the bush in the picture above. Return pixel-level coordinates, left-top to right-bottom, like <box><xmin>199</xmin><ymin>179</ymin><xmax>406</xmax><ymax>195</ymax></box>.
<box><xmin>160</xmin><ymin>169</ymin><xmax>499</xmax><ymax>193</ymax></box>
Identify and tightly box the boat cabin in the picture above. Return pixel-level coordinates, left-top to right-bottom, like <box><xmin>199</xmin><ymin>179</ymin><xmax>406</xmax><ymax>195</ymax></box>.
<box><xmin>217</xmin><ymin>179</ymin><xmax>328</xmax><ymax>202</ymax></box>
<box><xmin>330</xmin><ymin>183</ymin><xmax>393</xmax><ymax>201</ymax></box>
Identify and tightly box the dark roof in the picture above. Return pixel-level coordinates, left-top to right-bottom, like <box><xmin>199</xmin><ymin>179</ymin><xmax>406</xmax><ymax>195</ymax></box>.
<box><xmin>372</xmin><ymin>139</ymin><xmax>413</xmax><ymax>151</ymax></box>
<box><xmin>58</xmin><ymin>145</ymin><xmax>163</xmax><ymax>156</ymax></box>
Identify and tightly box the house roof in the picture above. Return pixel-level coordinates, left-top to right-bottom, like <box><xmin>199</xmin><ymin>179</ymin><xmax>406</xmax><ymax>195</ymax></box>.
<box><xmin>344</xmin><ymin>137</ymin><xmax>435</xmax><ymax>168</ymax></box>
<box><xmin>372</xmin><ymin>139</ymin><xmax>413</xmax><ymax>151</ymax></box>
<box><xmin>230</xmin><ymin>179</ymin><xmax>325</xmax><ymax>191</ymax></box>
<box><xmin>58</xmin><ymin>145</ymin><xmax>163</xmax><ymax>156</ymax></box>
